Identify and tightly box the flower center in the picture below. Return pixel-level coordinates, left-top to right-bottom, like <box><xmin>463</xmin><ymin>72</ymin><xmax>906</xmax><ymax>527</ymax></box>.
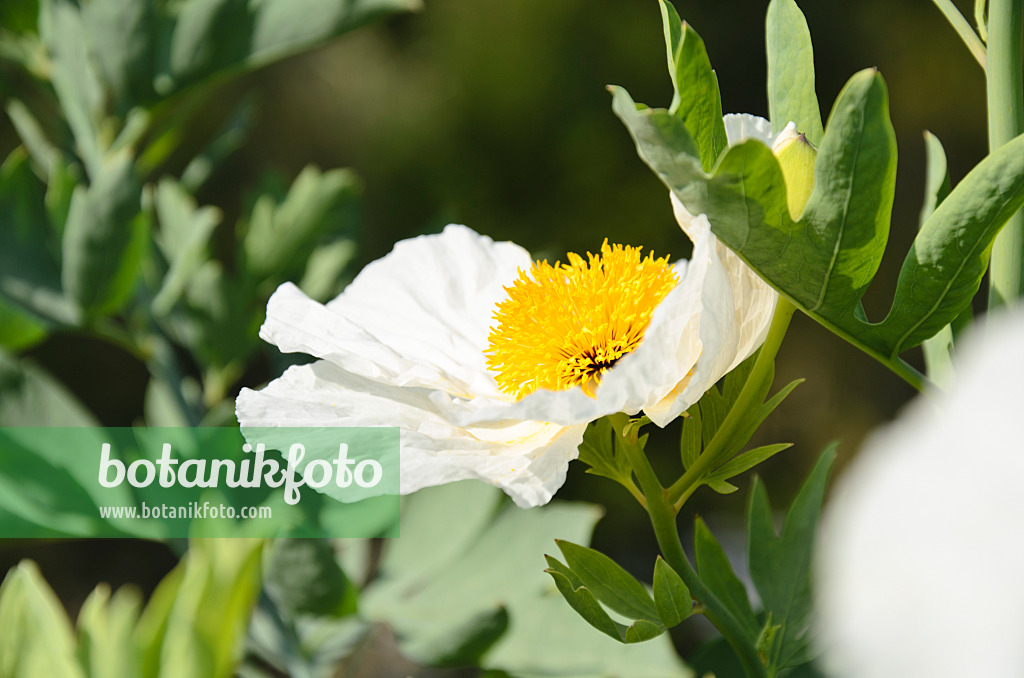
<box><xmin>485</xmin><ymin>240</ymin><xmax>678</xmax><ymax>399</ymax></box>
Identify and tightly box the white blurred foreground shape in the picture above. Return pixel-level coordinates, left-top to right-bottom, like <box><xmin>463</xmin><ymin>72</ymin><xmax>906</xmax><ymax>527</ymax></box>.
<box><xmin>816</xmin><ymin>310</ymin><xmax>1024</xmax><ymax>678</ymax></box>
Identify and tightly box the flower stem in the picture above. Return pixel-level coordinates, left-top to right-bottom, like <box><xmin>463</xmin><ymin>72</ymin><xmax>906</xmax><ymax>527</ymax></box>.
<box><xmin>931</xmin><ymin>0</ymin><xmax>989</xmax><ymax>68</ymax></box>
<box><xmin>666</xmin><ymin>298</ymin><xmax>796</xmax><ymax>508</ymax></box>
<box><xmin>987</xmin><ymin>0</ymin><xmax>1024</xmax><ymax>308</ymax></box>
<box><xmin>620</xmin><ymin>438</ymin><xmax>767</xmax><ymax>678</ymax></box>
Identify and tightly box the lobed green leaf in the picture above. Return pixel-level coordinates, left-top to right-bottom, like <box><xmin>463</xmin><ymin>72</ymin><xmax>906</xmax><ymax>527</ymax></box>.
<box><xmin>766</xmin><ymin>0</ymin><xmax>824</xmax><ymax>143</ymax></box>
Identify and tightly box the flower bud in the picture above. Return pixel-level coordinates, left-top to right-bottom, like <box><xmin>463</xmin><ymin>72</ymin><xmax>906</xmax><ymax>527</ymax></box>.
<box><xmin>772</xmin><ymin>124</ymin><xmax>817</xmax><ymax>219</ymax></box>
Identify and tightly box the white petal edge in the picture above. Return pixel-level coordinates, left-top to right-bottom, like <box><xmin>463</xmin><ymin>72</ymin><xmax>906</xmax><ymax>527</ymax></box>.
<box><xmin>258</xmin><ymin>225</ymin><xmax>531</xmax><ymax>398</ymax></box>
<box><xmin>236</xmin><ymin>360</ymin><xmax>586</xmax><ymax>508</ymax></box>
<box><xmin>815</xmin><ymin>310</ymin><xmax>1024</xmax><ymax>678</ymax></box>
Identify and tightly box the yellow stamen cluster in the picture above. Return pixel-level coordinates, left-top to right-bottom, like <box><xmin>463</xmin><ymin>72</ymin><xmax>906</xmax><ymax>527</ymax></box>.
<box><xmin>485</xmin><ymin>240</ymin><xmax>678</xmax><ymax>399</ymax></box>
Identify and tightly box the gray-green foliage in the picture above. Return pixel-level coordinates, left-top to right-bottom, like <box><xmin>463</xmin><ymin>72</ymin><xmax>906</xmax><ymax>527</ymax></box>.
<box><xmin>0</xmin><ymin>539</ymin><xmax>264</xmax><ymax>678</ymax></box>
<box><xmin>359</xmin><ymin>482</ymin><xmax>687</xmax><ymax>677</ymax></box>
<box><xmin>0</xmin><ymin>0</ymin><xmax>409</xmax><ymax>419</ymax></box>
<box><xmin>613</xmin><ymin>0</ymin><xmax>1024</xmax><ymax>377</ymax></box>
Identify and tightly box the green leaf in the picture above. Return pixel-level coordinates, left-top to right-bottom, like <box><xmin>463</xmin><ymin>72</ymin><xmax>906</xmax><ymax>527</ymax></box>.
<box><xmin>363</xmin><ymin>482</ymin><xmax>685</xmax><ymax>676</ymax></box>
<box><xmin>556</xmin><ymin>540</ymin><xmax>660</xmax><ymax>622</ymax></box>
<box><xmin>0</xmin><ymin>562</ymin><xmax>84</xmax><ymax>678</ymax></box>
<box><xmin>613</xmin><ymin>69</ymin><xmax>898</xmax><ymax>354</ymax></box>
<box><xmin>660</xmin><ymin>4</ymin><xmax>727</xmax><ymax>171</ymax></box>
<box><xmin>693</xmin><ymin>518</ymin><xmax>759</xmax><ymax>641</ymax></box>
<box><xmin>152</xmin><ymin>179</ymin><xmax>221</xmax><ymax>315</ymax></box>
<box><xmin>80</xmin><ymin>0</ymin><xmax>156</xmax><ymax>114</ymax></box>
<box><xmin>652</xmin><ymin>556</ymin><xmax>691</xmax><ymax>628</ymax></box>
<box><xmin>875</xmin><ymin>131</ymin><xmax>1024</xmax><ymax>355</ymax></box>
<box><xmin>39</xmin><ymin>0</ymin><xmax>104</xmax><ymax>175</ymax></box>
<box><xmin>61</xmin><ymin>152</ymin><xmax>148</xmax><ymax>317</ymax></box>
<box><xmin>766</xmin><ymin>0</ymin><xmax>824</xmax><ymax>143</ymax></box>
<box><xmin>707</xmin><ymin>443</ymin><xmax>793</xmax><ymax>485</ymax></box>
<box><xmin>298</xmin><ymin>239</ymin><xmax>358</xmax><ymax>302</ymax></box>
<box><xmin>152</xmin><ymin>538</ymin><xmax>264</xmax><ymax>678</ymax></box>
<box><xmin>263</xmin><ymin>538</ymin><xmax>352</xmax><ymax>618</ymax></box>
<box><xmin>545</xmin><ymin>556</ymin><xmax>629</xmax><ymax>642</ymax></box>
<box><xmin>76</xmin><ymin>585</ymin><xmax>143</xmax><ymax>678</ymax></box>
<box><xmin>0</xmin><ymin>150</ymin><xmax>73</xmax><ymax>327</ymax></box>
<box><xmin>0</xmin><ymin>352</ymin><xmax>97</xmax><ymax>427</ymax></box>
<box><xmin>579</xmin><ymin>413</ymin><xmax>635</xmax><ymax>487</ymax></box>
<box><xmin>917</xmin><ymin>132</ymin><xmax>957</xmax><ymax>388</ymax></box>
<box><xmin>748</xmin><ymin>444</ymin><xmax>837</xmax><ymax>671</ymax></box>
<box><xmin>242</xmin><ymin>166</ymin><xmax>361</xmax><ymax>280</ymax></box>
<box><xmin>680</xmin><ymin>406</ymin><xmax>702</xmax><ymax>469</ymax></box>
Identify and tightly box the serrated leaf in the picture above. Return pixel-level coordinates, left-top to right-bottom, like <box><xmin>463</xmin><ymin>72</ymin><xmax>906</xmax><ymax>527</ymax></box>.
<box><xmin>652</xmin><ymin>556</ymin><xmax>691</xmax><ymax>627</ymax></box>
<box><xmin>693</xmin><ymin>518</ymin><xmax>759</xmax><ymax>640</ymax></box>
<box><xmin>660</xmin><ymin>4</ymin><xmax>727</xmax><ymax>171</ymax></box>
<box><xmin>766</xmin><ymin>0</ymin><xmax>824</xmax><ymax>143</ymax></box>
<box><xmin>748</xmin><ymin>444</ymin><xmax>837</xmax><ymax>671</ymax></box>
<box><xmin>557</xmin><ymin>540</ymin><xmax>660</xmax><ymax>622</ymax></box>
<box><xmin>875</xmin><ymin>131</ymin><xmax>1024</xmax><ymax>354</ymax></box>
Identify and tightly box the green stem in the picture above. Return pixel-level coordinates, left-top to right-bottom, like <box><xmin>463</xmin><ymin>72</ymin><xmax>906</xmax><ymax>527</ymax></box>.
<box><xmin>667</xmin><ymin>298</ymin><xmax>796</xmax><ymax>507</ymax></box>
<box><xmin>621</xmin><ymin>440</ymin><xmax>767</xmax><ymax>678</ymax></box>
<box><xmin>931</xmin><ymin>0</ymin><xmax>990</xmax><ymax>68</ymax></box>
<box><xmin>987</xmin><ymin>0</ymin><xmax>1024</xmax><ymax>308</ymax></box>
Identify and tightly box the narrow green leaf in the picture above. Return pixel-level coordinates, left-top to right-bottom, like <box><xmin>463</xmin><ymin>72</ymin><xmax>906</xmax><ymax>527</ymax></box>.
<box><xmin>623</xmin><ymin>619</ymin><xmax>666</xmax><ymax>644</ymax></box>
<box><xmin>61</xmin><ymin>152</ymin><xmax>148</xmax><ymax>317</ymax></box>
<box><xmin>660</xmin><ymin>3</ymin><xmax>728</xmax><ymax>171</ymax></box>
<box><xmin>556</xmin><ymin>540</ymin><xmax>660</xmax><ymax>622</ymax></box>
<box><xmin>876</xmin><ymin>131</ymin><xmax>1024</xmax><ymax>355</ymax></box>
<box><xmin>693</xmin><ymin>518</ymin><xmax>759</xmax><ymax>640</ymax></box>
<box><xmin>766</xmin><ymin>0</ymin><xmax>824</xmax><ymax>143</ymax></box>
<box><xmin>152</xmin><ymin>179</ymin><xmax>220</xmax><ymax>315</ymax></box>
<box><xmin>545</xmin><ymin>557</ymin><xmax>628</xmax><ymax>643</ymax></box>
<box><xmin>706</xmin><ymin>478</ymin><xmax>739</xmax><ymax>495</ymax></box>
<box><xmin>918</xmin><ymin>132</ymin><xmax>957</xmax><ymax>388</ymax></box>
<box><xmin>708</xmin><ymin>443</ymin><xmax>793</xmax><ymax>484</ymax></box>
<box><xmin>652</xmin><ymin>556</ymin><xmax>691</xmax><ymax>627</ymax></box>
<box><xmin>76</xmin><ymin>585</ymin><xmax>143</xmax><ymax>678</ymax></box>
<box><xmin>579</xmin><ymin>414</ymin><xmax>631</xmax><ymax>483</ymax></box>
<box><xmin>680</xmin><ymin>407</ymin><xmax>702</xmax><ymax>470</ymax></box>
<box><xmin>748</xmin><ymin>444</ymin><xmax>837</xmax><ymax>671</ymax></box>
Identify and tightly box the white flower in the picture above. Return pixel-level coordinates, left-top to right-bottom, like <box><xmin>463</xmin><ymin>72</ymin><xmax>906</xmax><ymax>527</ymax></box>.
<box><xmin>235</xmin><ymin>115</ymin><xmax>778</xmax><ymax>508</ymax></box>
<box><xmin>815</xmin><ymin>310</ymin><xmax>1024</xmax><ymax>678</ymax></box>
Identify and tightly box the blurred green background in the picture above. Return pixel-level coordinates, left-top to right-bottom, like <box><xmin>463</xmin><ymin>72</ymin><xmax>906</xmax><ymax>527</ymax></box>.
<box><xmin>0</xmin><ymin>0</ymin><xmax>991</xmax><ymax>669</ymax></box>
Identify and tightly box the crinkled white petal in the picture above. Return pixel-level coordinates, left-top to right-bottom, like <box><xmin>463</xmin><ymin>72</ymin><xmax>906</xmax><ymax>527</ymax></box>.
<box><xmin>816</xmin><ymin>310</ymin><xmax>1024</xmax><ymax>678</ymax></box>
<box><xmin>723</xmin><ymin>113</ymin><xmax>773</xmax><ymax>146</ymax></box>
<box><xmin>236</xmin><ymin>361</ymin><xmax>586</xmax><ymax>508</ymax></box>
<box><xmin>259</xmin><ymin>224</ymin><xmax>530</xmax><ymax>397</ymax></box>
